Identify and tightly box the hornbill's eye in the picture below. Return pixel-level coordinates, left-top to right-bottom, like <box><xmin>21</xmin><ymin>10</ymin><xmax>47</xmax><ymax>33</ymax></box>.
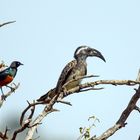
<box><xmin>87</xmin><ymin>49</ymin><xmax>92</xmax><ymax>53</ymax></box>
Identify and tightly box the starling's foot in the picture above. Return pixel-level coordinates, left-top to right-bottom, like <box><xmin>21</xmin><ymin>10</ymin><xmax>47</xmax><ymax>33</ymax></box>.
<box><xmin>1</xmin><ymin>94</ymin><xmax>6</xmax><ymax>100</ymax></box>
<box><xmin>6</xmin><ymin>85</ymin><xmax>15</xmax><ymax>92</ymax></box>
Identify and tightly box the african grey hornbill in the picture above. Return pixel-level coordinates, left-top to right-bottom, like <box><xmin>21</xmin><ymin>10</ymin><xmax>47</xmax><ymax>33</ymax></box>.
<box><xmin>37</xmin><ymin>45</ymin><xmax>106</xmax><ymax>102</ymax></box>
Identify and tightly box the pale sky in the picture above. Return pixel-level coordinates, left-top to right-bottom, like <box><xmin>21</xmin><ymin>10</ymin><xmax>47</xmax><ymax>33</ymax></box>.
<box><xmin>0</xmin><ymin>0</ymin><xmax>140</xmax><ymax>140</ymax></box>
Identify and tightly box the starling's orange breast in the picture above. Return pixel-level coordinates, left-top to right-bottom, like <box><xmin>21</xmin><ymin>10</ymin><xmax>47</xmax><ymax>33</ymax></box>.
<box><xmin>0</xmin><ymin>75</ymin><xmax>14</xmax><ymax>87</ymax></box>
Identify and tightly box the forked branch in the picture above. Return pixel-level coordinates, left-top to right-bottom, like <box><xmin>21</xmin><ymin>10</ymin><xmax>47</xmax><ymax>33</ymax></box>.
<box><xmin>90</xmin><ymin>85</ymin><xmax>140</xmax><ymax>140</ymax></box>
<box><xmin>24</xmin><ymin>78</ymin><xmax>140</xmax><ymax>140</ymax></box>
<box><xmin>0</xmin><ymin>83</ymin><xmax>20</xmax><ymax>108</ymax></box>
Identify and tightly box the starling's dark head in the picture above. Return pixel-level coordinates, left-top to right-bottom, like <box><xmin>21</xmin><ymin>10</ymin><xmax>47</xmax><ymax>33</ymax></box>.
<box><xmin>10</xmin><ymin>61</ymin><xmax>23</xmax><ymax>68</ymax></box>
<box><xmin>74</xmin><ymin>45</ymin><xmax>106</xmax><ymax>62</ymax></box>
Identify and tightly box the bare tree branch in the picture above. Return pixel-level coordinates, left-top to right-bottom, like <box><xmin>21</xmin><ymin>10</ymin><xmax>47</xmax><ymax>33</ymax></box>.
<box><xmin>0</xmin><ymin>126</ymin><xmax>9</xmax><ymax>140</ymax></box>
<box><xmin>20</xmin><ymin>101</ymin><xmax>42</xmax><ymax>126</ymax></box>
<box><xmin>11</xmin><ymin>105</ymin><xmax>36</xmax><ymax>140</ymax></box>
<box><xmin>136</xmin><ymin>69</ymin><xmax>140</xmax><ymax>81</ymax></box>
<box><xmin>0</xmin><ymin>21</ymin><xmax>16</xmax><ymax>28</ymax></box>
<box><xmin>1</xmin><ymin>76</ymin><xmax>139</xmax><ymax>140</ymax></box>
<box><xmin>63</xmin><ymin>79</ymin><xmax>140</xmax><ymax>98</ymax></box>
<box><xmin>0</xmin><ymin>83</ymin><xmax>20</xmax><ymax>108</ymax></box>
<box><xmin>25</xmin><ymin>95</ymin><xmax>60</xmax><ymax>140</ymax></box>
<box><xmin>116</xmin><ymin>86</ymin><xmax>140</xmax><ymax>125</ymax></box>
<box><xmin>89</xmin><ymin>85</ymin><xmax>140</xmax><ymax>140</ymax></box>
<box><xmin>11</xmin><ymin>120</ymin><xmax>31</xmax><ymax>140</ymax></box>
<box><xmin>24</xmin><ymin>79</ymin><xmax>140</xmax><ymax>140</ymax></box>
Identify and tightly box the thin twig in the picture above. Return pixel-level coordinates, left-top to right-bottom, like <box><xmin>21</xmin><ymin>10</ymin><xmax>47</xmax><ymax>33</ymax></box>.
<box><xmin>134</xmin><ymin>106</ymin><xmax>140</xmax><ymax>113</ymax></box>
<box><xmin>79</xmin><ymin>87</ymin><xmax>104</xmax><ymax>92</ymax></box>
<box><xmin>11</xmin><ymin>120</ymin><xmax>30</xmax><ymax>140</ymax></box>
<box><xmin>20</xmin><ymin>101</ymin><xmax>43</xmax><ymax>126</ymax></box>
<box><xmin>0</xmin><ymin>21</ymin><xmax>16</xmax><ymax>28</ymax></box>
<box><xmin>11</xmin><ymin>103</ymin><xmax>36</xmax><ymax>140</ymax></box>
<box><xmin>57</xmin><ymin>99</ymin><xmax>72</xmax><ymax>106</ymax></box>
<box><xmin>62</xmin><ymin>75</ymin><xmax>98</xmax><ymax>89</ymax></box>
<box><xmin>136</xmin><ymin>69</ymin><xmax>140</xmax><ymax>81</ymax></box>
<box><xmin>0</xmin><ymin>126</ymin><xmax>10</xmax><ymax>140</ymax></box>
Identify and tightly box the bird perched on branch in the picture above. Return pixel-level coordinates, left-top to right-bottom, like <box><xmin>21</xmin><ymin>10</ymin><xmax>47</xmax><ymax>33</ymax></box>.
<box><xmin>0</xmin><ymin>61</ymin><xmax>23</xmax><ymax>97</ymax></box>
<box><xmin>37</xmin><ymin>45</ymin><xmax>106</xmax><ymax>102</ymax></box>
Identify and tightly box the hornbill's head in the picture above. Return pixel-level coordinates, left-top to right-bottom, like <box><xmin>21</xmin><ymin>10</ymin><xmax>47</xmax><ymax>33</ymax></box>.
<box><xmin>74</xmin><ymin>45</ymin><xmax>106</xmax><ymax>62</ymax></box>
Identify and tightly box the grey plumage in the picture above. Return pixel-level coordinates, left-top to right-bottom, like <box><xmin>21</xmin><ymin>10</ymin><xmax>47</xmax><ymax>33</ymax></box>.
<box><xmin>37</xmin><ymin>45</ymin><xmax>105</xmax><ymax>102</ymax></box>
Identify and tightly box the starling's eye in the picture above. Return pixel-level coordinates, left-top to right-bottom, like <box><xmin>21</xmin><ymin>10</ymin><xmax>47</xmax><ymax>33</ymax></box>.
<box><xmin>17</xmin><ymin>62</ymin><xmax>20</xmax><ymax>66</ymax></box>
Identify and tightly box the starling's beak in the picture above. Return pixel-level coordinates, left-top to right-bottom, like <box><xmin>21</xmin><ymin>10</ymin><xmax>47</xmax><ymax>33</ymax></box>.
<box><xmin>91</xmin><ymin>49</ymin><xmax>106</xmax><ymax>62</ymax></box>
<box><xmin>20</xmin><ymin>63</ymin><xmax>24</xmax><ymax>66</ymax></box>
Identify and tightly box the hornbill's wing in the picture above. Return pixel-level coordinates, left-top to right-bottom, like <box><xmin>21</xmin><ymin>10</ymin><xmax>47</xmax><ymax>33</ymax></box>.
<box><xmin>37</xmin><ymin>60</ymin><xmax>77</xmax><ymax>102</ymax></box>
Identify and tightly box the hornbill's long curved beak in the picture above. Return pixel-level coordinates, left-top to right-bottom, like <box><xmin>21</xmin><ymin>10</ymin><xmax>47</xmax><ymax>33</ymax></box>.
<box><xmin>90</xmin><ymin>48</ymin><xmax>106</xmax><ymax>62</ymax></box>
